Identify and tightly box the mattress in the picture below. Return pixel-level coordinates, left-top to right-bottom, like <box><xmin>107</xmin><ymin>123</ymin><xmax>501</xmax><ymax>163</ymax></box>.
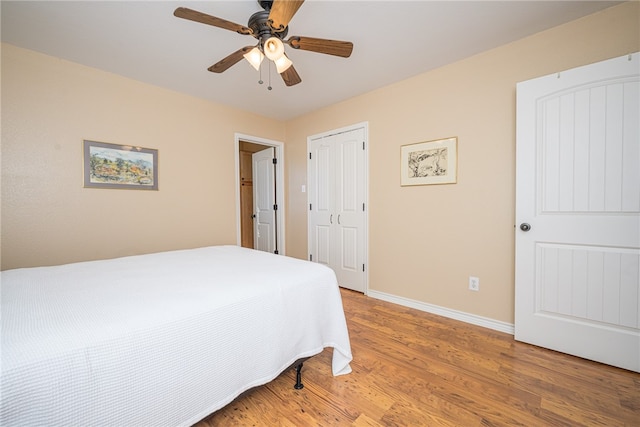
<box><xmin>0</xmin><ymin>245</ymin><xmax>352</xmax><ymax>426</ymax></box>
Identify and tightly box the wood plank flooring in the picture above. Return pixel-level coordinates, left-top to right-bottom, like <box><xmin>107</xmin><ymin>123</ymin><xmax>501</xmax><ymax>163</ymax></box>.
<box><xmin>196</xmin><ymin>288</ymin><xmax>640</xmax><ymax>426</ymax></box>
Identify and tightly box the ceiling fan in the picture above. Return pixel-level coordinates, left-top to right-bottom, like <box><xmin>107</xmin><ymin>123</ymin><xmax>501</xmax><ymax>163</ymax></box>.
<box><xmin>174</xmin><ymin>0</ymin><xmax>353</xmax><ymax>87</ymax></box>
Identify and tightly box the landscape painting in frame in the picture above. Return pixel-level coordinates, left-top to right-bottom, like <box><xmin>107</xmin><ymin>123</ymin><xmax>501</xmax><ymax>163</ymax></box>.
<box><xmin>83</xmin><ymin>140</ymin><xmax>158</xmax><ymax>190</ymax></box>
<box><xmin>400</xmin><ymin>137</ymin><xmax>457</xmax><ymax>186</ymax></box>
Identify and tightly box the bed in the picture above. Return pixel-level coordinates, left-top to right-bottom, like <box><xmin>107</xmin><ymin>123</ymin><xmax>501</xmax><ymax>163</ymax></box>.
<box><xmin>0</xmin><ymin>245</ymin><xmax>353</xmax><ymax>426</ymax></box>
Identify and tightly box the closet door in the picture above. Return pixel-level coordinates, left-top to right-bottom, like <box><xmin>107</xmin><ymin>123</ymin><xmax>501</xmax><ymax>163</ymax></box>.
<box><xmin>308</xmin><ymin>126</ymin><xmax>366</xmax><ymax>292</ymax></box>
<box><xmin>308</xmin><ymin>138</ymin><xmax>334</xmax><ymax>268</ymax></box>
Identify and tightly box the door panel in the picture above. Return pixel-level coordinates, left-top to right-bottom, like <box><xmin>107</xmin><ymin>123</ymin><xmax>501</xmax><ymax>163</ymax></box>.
<box><xmin>537</xmin><ymin>244</ymin><xmax>639</xmax><ymax>325</ymax></box>
<box><xmin>338</xmin><ymin>140</ymin><xmax>359</xmax><ymax>213</ymax></box>
<box><xmin>515</xmin><ymin>53</ymin><xmax>640</xmax><ymax>372</ymax></box>
<box><xmin>340</xmin><ymin>226</ymin><xmax>359</xmax><ymax>271</ymax></box>
<box><xmin>316</xmin><ymin>145</ymin><xmax>333</xmax><ymax>212</ymax></box>
<box><xmin>314</xmin><ymin>225</ymin><xmax>331</xmax><ymax>266</ymax></box>
<box><xmin>540</xmin><ymin>82</ymin><xmax>640</xmax><ymax>213</ymax></box>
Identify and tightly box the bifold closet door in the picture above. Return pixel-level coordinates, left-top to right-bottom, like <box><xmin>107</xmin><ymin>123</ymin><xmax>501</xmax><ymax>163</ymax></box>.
<box><xmin>308</xmin><ymin>127</ymin><xmax>366</xmax><ymax>292</ymax></box>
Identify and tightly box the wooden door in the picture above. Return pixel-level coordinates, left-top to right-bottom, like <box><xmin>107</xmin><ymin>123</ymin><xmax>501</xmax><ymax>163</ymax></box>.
<box><xmin>240</xmin><ymin>150</ymin><xmax>254</xmax><ymax>248</ymax></box>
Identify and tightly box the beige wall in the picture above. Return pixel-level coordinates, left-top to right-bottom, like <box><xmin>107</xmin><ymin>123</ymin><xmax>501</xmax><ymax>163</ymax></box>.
<box><xmin>2</xmin><ymin>2</ymin><xmax>638</xmax><ymax>326</ymax></box>
<box><xmin>1</xmin><ymin>44</ymin><xmax>284</xmax><ymax>269</ymax></box>
<box><xmin>284</xmin><ymin>2</ymin><xmax>639</xmax><ymax>324</ymax></box>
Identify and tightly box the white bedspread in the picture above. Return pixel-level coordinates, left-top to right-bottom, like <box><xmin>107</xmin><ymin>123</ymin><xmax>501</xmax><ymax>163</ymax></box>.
<box><xmin>1</xmin><ymin>246</ymin><xmax>352</xmax><ymax>426</ymax></box>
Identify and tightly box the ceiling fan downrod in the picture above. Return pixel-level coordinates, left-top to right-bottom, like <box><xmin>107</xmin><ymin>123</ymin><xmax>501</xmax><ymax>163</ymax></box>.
<box><xmin>258</xmin><ymin>0</ymin><xmax>274</xmax><ymax>11</ymax></box>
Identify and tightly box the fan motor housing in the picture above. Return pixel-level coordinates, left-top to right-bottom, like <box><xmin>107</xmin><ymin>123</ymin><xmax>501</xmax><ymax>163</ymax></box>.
<box><xmin>248</xmin><ymin>8</ymin><xmax>288</xmax><ymax>41</ymax></box>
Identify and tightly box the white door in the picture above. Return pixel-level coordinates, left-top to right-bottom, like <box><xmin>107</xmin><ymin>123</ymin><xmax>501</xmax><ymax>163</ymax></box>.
<box><xmin>515</xmin><ymin>53</ymin><xmax>640</xmax><ymax>372</ymax></box>
<box><xmin>253</xmin><ymin>147</ymin><xmax>277</xmax><ymax>253</ymax></box>
<box><xmin>308</xmin><ymin>125</ymin><xmax>367</xmax><ymax>292</ymax></box>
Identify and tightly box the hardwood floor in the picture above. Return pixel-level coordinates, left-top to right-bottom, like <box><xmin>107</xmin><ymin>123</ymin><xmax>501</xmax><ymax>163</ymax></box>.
<box><xmin>197</xmin><ymin>288</ymin><xmax>640</xmax><ymax>426</ymax></box>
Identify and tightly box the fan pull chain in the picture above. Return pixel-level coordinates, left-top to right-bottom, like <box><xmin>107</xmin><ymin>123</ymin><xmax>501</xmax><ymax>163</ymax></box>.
<box><xmin>268</xmin><ymin>62</ymin><xmax>272</xmax><ymax>91</ymax></box>
<box><xmin>258</xmin><ymin>60</ymin><xmax>263</xmax><ymax>85</ymax></box>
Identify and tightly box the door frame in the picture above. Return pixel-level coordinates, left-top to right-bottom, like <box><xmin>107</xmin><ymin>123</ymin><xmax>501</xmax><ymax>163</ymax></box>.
<box><xmin>307</xmin><ymin>121</ymin><xmax>369</xmax><ymax>294</ymax></box>
<box><xmin>234</xmin><ymin>133</ymin><xmax>285</xmax><ymax>255</ymax></box>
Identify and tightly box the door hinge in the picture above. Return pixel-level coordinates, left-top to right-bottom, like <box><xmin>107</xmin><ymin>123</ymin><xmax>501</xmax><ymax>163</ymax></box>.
<box><xmin>310</xmin><ymin>254</ymin><xmax>313</xmax><ymax>261</ymax></box>
<box><xmin>363</xmin><ymin>203</ymin><xmax>365</xmax><ymax>211</ymax></box>
<box><xmin>273</xmin><ymin>204</ymin><xmax>278</xmax><ymax>210</ymax></box>
<box><xmin>272</xmin><ymin>158</ymin><xmax>277</xmax><ymax>164</ymax></box>
<box><xmin>309</xmin><ymin>203</ymin><xmax>312</xmax><ymax>211</ymax></box>
<box><xmin>363</xmin><ymin>141</ymin><xmax>365</xmax><ymax>150</ymax></box>
<box><xmin>363</xmin><ymin>264</ymin><xmax>365</xmax><ymax>272</ymax></box>
<box><xmin>309</xmin><ymin>152</ymin><xmax>312</xmax><ymax>160</ymax></box>
<box><xmin>274</xmin><ymin>250</ymin><xmax>279</xmax><ymax>255</ymax></box>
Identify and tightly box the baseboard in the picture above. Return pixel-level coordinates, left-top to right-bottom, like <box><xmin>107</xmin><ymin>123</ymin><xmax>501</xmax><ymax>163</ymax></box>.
<box><xmin>366</xmin><ymin>290</ymin><xmax>515</xmax><ymax>335</ymax></box>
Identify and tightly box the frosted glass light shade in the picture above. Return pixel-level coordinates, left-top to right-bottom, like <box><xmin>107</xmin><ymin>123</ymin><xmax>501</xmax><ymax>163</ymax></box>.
<box><xmin>264</xmin><ymin>37</ymin><xmax>285</xmax><ymax>61</ymax></box>
<box><xmin>274</xmin><ymin>54</ymin><xmax>293</xmax><ymax>73</ymax></box>
<box><xmin>243</xmin><ymin>47</ymin><xmax>264</xmax><ymax>71</ymax></box>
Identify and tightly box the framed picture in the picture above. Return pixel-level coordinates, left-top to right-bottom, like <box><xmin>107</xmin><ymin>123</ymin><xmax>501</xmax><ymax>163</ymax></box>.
<box><xmin>400</xmin><ymin>137</ymin><xmax>457</xmax><ymax>186</ymax></box>
<box><xmin>83</xmin><ymin>140</ymin><xmax>158</xmax><ymax>190</ymax></box>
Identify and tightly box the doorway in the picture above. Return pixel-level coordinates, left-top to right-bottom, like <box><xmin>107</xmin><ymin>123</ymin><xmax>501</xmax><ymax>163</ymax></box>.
<box><xmin>235</xmin><ymin>134</ymin><xmax>285</xmax><ymax>254</ymax></box>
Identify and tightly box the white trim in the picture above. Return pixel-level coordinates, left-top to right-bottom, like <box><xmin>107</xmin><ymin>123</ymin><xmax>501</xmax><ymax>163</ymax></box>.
<box><xmin>308</xmin><ymin>121</ymin><xmax>370</xmax><ymax>141</ymax></box>
<box><xmin>234</xmin><ymin>133</ymin><xmax>286</xmax><ymax>255</ymax></box>
<box><xmin>367</xmin><ymin>290</ymin><xmax>515</xmax><ymax>335</ymax></box>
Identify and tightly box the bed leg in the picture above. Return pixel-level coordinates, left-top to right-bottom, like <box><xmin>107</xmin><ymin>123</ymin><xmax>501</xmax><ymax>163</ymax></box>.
<box><xmin>294</xmin><ymin>362</ymin><xmax>304</xmax><ymax>390</ymax></box>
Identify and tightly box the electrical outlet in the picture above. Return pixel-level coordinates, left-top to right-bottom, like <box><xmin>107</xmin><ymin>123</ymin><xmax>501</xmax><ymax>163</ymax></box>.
<box><xmin>469</xmin><ymin>276</ymin><xmax>480</xmax><ymax>291</ymax></box>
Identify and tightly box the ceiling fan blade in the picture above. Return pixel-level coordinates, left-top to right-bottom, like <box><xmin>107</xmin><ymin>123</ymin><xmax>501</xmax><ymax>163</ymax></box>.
<box><xmin>208</xmin><ymin>46</ymin><xmax>254</xmax><ymax>73</ymax></box>
<box><xmin>174</xmin><ymin>7</ymin><xmax>252</xmax><ymax>35</ymax></box>
<box><xmin>280</xmin><ymin>65</ymin><xmax>302</xmax><ymax>87</ymax></box>
<box><xmin>268</xmin><ymin>0</ymin><xmax>304</xmax><ymax>32</ymax></box>
<box><xmin>286</xmin><ymin>36</ymin><xmax>353</xmax><ymax>58</ymax></box>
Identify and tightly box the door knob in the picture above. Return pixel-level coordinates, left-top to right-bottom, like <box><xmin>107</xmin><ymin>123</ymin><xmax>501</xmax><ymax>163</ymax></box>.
<box><xmin>520</xmin><ymin>223</ymin><xmax>531</xmax><ymax>232</ymax></box>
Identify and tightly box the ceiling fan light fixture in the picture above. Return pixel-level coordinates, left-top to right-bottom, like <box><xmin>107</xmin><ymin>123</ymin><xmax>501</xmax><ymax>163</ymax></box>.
<box><xmin>174</xmin><ymin>2</ymin><xmax>353</xmax><ymax>88</ymax></box>
<box><xmin>274</xmin><ymin>54</ymin><xmax>293</xmax><ymax>73</ymax></box>
<box><xmin>264</xmin><ymin>36</ymin><xmax>285</xmax><ymax>61</ymax></box>
<box><xmin>243</xmin><ymin>47</ymin><xmax>264</xmax><ymax>71</ymax></box>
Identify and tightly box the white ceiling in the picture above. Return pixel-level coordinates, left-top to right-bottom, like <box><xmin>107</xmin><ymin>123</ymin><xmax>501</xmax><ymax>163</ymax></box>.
<box><xmin>1</xmin><ymin>0</ymin><xmax>621</xmax><ymax>121</ymax></box>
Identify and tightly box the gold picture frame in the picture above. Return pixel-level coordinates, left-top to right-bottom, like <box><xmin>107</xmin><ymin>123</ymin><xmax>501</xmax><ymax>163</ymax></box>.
<box><xmin>400</xmin><ymin>137</ymin><xmax>457</xmax><ymax>186</ymax></box>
